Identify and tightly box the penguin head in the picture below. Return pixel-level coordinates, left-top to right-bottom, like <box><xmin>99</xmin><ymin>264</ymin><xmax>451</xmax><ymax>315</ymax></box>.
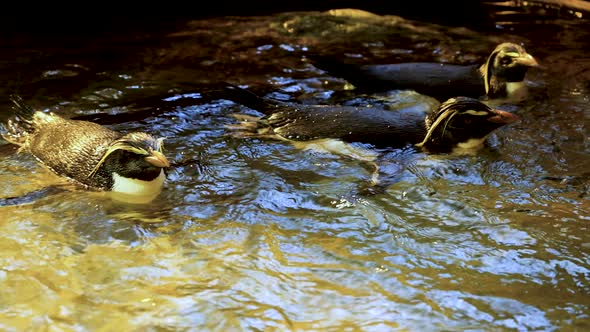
<box><xmin>481</xmin><ymin>42</ymin><xmax>538</xmax><ymax>97</ymax></box>
<box><xmin>417</xmin><ymin>97</ymin><xmax>519</xmax><ymax>154</ymax></box>
<box><xmin>90</xmin><ymin>132</ymin><xmax>170</xmax><ymax>195</ymax></box>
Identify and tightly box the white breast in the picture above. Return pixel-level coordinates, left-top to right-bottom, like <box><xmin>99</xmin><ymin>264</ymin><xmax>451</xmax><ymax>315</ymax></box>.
<box><xmin>452</xmin><ymin>137</ymin><xmax>487</xmax><ymax>155</ymax></box>
<box><xmin>110</xmin><ymin>169</ymin><xmax>166</xmax><ymax>203</ymax></box>
<box><xmin>506</xmin><ymin>81</ymin><xmax>527</xmax><ymax>101</ymax></box>
<box><xmin>291</xmin><ymin>138</ymin><xmax>378</xmax><ymax>162</ymax></box>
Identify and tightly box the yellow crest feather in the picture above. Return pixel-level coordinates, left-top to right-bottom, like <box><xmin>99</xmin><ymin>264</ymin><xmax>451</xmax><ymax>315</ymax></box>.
<box><xmin>88</xmin><ymin>134</ymin><xmax>165</xmax><ymax>178</ymax></box>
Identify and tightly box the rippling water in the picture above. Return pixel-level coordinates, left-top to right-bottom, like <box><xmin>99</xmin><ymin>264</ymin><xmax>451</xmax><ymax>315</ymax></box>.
<box><xmin>0</xmin><ymin>8</ymin><xmax>588</xmax><ymax>331</ymax></box>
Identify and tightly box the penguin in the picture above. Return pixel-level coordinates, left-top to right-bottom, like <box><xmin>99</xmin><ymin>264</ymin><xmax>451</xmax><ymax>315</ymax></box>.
<box><xmin>308</xmin><ymin>42</ymin><xmax>539</xmax><ymax>102</ymax></box>
<box><xmin>1</xmin><ymin>95</ymin><xmax>170</xmax><ymax>203</ymax></box>
<box><xmin>221</xmin><ymin>84</ymin><xmax>519</xmax><ymax>155</ymax></box>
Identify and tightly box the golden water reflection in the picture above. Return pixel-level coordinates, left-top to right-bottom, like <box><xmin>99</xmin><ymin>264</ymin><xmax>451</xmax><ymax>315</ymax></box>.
<box><xmin>0</xmin><ymin>8</ymin><xmax>589</xmax><ymax>331</ymax></box>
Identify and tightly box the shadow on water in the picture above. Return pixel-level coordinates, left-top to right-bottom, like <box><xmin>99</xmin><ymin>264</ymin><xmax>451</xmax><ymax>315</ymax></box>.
<box><xmin>0</xmin><ymin>4</ymin><xmax>589</xmax><ymax>331</ymax></box>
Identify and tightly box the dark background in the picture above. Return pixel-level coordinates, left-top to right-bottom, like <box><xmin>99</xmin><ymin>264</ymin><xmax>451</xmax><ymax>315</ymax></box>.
<box><xmin>2</xmin><ymin>0</ymin><xmax>589</xmax><ymax>36</ymax></box>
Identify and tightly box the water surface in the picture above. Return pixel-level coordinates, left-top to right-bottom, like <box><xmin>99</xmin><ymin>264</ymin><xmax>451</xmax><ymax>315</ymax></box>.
<box><xmin>0</xmin><ymin>8</ymin><xmax>588</xmax><ymax>331</ymax></box>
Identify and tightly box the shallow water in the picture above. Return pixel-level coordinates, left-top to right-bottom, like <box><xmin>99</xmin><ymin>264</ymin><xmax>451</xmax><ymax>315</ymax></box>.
<box><xmin>0</xmin><ymin>8</ymin><xmax>589</xmax><ymax>331</ymax></box>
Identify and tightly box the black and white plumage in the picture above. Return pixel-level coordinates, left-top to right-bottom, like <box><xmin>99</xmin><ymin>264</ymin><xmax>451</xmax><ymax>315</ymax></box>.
<box><xmin>308</xmin><ymin>42</ymin><xmax>539</xmax><ymax>102</ymax></box>
<box><xmin>222</xmin><ymin>85</ymin><xmax>519</xmax><ymax>154</ymax></box>
<box><xmin>1</xmin><ymin>95</ymin><xmax>170</xmax><ymax>201</ymax></box>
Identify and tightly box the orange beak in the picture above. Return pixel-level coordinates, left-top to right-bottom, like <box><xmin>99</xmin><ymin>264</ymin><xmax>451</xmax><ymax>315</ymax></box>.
<box><xmin>489</xmin><ymin>109</ymin><xmax>520</xmax><ymax>124</ymax></box>
<box><xmin>145</xmin><ymin>150</ymin><xmax>170</xmax><ymax>168</ymax></box>
<box><xmin>516</xmin><ymin>53</ymin><xmax>539</xmax><ymax>68</ymax></box>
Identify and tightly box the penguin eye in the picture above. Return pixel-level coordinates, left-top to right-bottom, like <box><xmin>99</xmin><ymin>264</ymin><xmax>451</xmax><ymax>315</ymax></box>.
<box><xmin>464</xmin><ymin>118</ymin><xmax>472</xmax><ymax>125</ymax></box>
<box><xmin>499</xmin><ymin>56</ymin><xmax>512</xmax><ymax>65</ymax></box>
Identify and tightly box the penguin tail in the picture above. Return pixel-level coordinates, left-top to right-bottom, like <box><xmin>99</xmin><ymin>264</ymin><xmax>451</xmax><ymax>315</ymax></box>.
<box><xmin>219</xmin><ymin>82</ymin><xmax>280</xmax><ymax>115</ymax></box>
<box><xmin>305</xmin><ymin>53</ymin><xmax>379</xmax><ymax>92</ymax></box>
<box><xmin>9</xmin><ymin>94</ymin><xmax>37</xmax><ymax>129</ymax></box>
<box><xmin>306</xmin><ymin>53</ymin><xmax>353</xmax><ymax>74</ymax></box>
<box><xmin>306</xmin><ymin>53</ymin><xmax>363</xmax><ymax>79</ymax></box>
<box><xmin>1</xmin><ymin>95</ymin><xmax>37</xmax><ymax>145</ymax></box>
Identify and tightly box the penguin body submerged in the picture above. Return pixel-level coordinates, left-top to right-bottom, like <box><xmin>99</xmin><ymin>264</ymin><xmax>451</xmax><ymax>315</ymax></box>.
<box><xmin>222</xmin><ymin>85</ymin><xmax>519</xmax><ymax>154</ymax></box>
<box><xmin>309</xmin><ymin>42</ymin><xmax>538</xmax><ymax>102</ymax></box>
<box><xmin>1</xmin><ymin>95</ymin><xmax>170</xmax><ymax>202</ymax></box>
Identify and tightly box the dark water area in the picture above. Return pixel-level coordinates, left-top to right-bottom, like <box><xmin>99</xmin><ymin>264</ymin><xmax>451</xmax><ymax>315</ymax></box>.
<box><xmin>0</xmin><ymin>5</ymin><xmax>589</xmax><ymax>331</ymax></box>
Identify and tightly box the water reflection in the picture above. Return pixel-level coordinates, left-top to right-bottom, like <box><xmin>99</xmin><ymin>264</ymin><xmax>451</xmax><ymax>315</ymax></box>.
<box><xmin>0</xmin><ymin>7</ymin><xmax>589</xmax><ymax>331</ymax></box>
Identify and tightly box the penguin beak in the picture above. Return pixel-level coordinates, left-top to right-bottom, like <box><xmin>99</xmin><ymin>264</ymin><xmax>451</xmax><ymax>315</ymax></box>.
<box><xmin>488</xmin><ymin>109</ymin><xmax>520</xmax><ymax>124</ymax></box>
<box><xmin>145</xmin><ymin>150</ymin><xmax>170</xmax><ymax>168</ymax></box>
<box><xmin>515</xmin><ymin>53</ymin><xmax>539</xmax><ymax>68</ymax></box>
